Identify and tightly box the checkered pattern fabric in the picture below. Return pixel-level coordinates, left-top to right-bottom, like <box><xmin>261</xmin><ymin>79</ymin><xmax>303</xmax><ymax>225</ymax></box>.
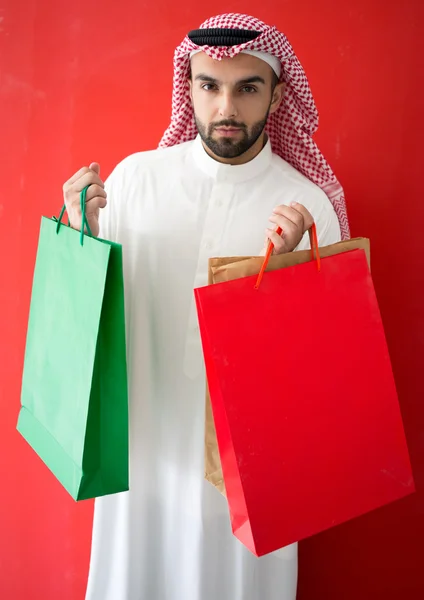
<box><xmin>159</xmin><ymin>13</ymin><xmax>350</xmax><ymax>239</ymax></box>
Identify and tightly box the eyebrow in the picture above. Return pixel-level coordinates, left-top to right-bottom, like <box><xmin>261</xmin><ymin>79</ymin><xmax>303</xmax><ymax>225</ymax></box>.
<box><xmin>194</xmin><ymin>74</ymin><xmax>266</xmax><ymax>86</ymax></box>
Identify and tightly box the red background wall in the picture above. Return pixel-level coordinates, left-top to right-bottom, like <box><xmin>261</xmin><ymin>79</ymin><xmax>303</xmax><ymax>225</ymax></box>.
<box><xmin>1</xmin><ymin>1</ymin><xmax>423</xmax><ymax>598</ymax></box>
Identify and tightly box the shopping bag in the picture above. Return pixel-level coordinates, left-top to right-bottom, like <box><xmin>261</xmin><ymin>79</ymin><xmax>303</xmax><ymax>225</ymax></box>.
<box><xmin>195</xmin><ymin>230</ymin><xmax>414</xmax><ymax>557</ymax></box>
<box><xmin>203</xmin><ymin>238</ymin><xmax>371</xmax><ymax>497</ymax></box>
<box><xmin>17</xmin><ymin>187</ymin><xmax>129</xmax><ymax>501</ymax></box>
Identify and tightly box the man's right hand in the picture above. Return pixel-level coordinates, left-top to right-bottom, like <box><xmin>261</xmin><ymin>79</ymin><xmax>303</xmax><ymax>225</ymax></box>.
<box><xmin>63</xmin><ymin>162</ymin><xmax>107</xmax><ymax>237</ymax></box>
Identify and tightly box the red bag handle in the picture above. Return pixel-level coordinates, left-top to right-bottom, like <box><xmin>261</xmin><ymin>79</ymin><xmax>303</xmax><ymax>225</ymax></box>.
<box><xmin>254</xmin><ymin>223</ymin><xmax>321</xmax><ymax>290</ymax></box>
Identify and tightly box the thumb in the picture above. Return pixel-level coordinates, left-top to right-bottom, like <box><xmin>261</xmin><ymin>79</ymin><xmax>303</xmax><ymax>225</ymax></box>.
<box><xmin>89</xmin><ymin>162</ymin><xmax>100</xmax><ymax>174</ymax></box>
<box><xmin>290</xmin><ymin>202</ymin><xmax>314</xmax><ymax>233</ymax></box>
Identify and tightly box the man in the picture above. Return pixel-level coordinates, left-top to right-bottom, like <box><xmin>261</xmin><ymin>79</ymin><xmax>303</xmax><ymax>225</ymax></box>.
<box><xmin>64</xmin><ymin>13</ymin><xmax>349</xmax><ymax>600</ymax></box>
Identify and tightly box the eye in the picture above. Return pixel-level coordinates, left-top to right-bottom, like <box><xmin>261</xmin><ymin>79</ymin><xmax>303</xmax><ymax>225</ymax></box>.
<box><xmin>201</xmin><ymin>83</ymin><xmax>218</xmax><ymax>91</ymax></box>
<box><xmin>240</xmin><ymin>86</ymin><xmax>257</xmax><ymax>93</ymax></box>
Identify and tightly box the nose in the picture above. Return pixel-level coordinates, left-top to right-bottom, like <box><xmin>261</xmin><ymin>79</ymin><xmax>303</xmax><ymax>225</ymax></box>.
<box><xmin>218</xmin><ymin>90</ymin><xmax>237</xmax><ymax>119</ymax></box>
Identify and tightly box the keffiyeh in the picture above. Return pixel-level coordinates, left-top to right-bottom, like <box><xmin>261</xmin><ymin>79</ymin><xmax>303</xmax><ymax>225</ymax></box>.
<box><xmin>159</xmin><ymin>13</ymin><xmax>350</xmax><ymax>239</ymax></box>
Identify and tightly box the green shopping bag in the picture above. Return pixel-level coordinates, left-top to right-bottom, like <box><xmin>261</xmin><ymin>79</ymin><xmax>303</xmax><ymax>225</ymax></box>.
<box><xmin>17</xmin><ymin>187</ymin><xmax>129</xmax><ymax>500</ymax></box>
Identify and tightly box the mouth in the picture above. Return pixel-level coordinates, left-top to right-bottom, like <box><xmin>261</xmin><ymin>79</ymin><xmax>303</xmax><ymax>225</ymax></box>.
<box><xmin>214</xmin><ymin>127</ymin><xmax>243</xmax><ymax>137</ymax></box>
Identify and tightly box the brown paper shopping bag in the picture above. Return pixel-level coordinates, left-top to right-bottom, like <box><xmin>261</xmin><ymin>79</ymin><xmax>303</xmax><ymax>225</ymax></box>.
<box><xmin>204</xmin><ymin>238</ymin><xmax>371</xmax><ymax>497</ymax></box>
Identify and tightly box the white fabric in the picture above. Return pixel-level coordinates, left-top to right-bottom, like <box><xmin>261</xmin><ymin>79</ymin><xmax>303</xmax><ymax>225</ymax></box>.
<box><xmin>85</xmin><ymin>136</ymin><xmax>341</xmax><ymax>600</ymax></box>
<box><xmin>190</xmin><ymin>48</ymin><xmax>282</xmax><ymax>77</ymax></box>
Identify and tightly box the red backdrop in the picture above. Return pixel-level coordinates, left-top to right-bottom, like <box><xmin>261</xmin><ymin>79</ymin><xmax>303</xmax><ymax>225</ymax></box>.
<box><xmin>1</xmin><ymin>1</ymin><xmax>423</xmax><ymax>598</ymax></box>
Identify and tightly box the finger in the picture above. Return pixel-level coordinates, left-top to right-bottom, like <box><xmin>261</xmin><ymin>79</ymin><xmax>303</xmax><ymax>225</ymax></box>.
<box><xmin>69</xmin><ymin>171</ymin><xmax>104</xmax><ymax>194</ymax></box>
<box><xmin>85</xmin><ymin>195</ymin><xmax>107</xmax><ymax>213</ymax></box>
<box><xmin>271</xmin><ymin>204</ymin><xmax>304</xmax><ymax>229</ymax></box>
<box><xmin>89</xmin><ymin>162</ymin><xmax>100</xmax><ymax>175</ymax></box>
<box><xmin>260</xmin><ymin>234</ymin><xmax>270</xmax><ymax>255</ymax></box>
<box><xmin>64</xmin><ymin>166</ymin><xmax>92</xmax><ymax>187</ymax></box>
<box><xmin>266</xmin><ymin>228</ymin><xmax>287</xmax><ymax>254</ymax></box>
<box><xmin>86</xmin><ymin>184</ymin><xmax>107</xmax><ymax>202</ymax></box>
<box><xmin>288</xmin><ymin>202</ymin><xmax>314</xmax><ymax>233</ymax></box>
<box><xmin>64</xmin><ymin>167</ymin><xmax>103</xmax><ymax>192</ymax></box>
<box><xmin>268</xmin><ymin>214</ymin><xmax>297</xmax><ymax>238</ymax></box>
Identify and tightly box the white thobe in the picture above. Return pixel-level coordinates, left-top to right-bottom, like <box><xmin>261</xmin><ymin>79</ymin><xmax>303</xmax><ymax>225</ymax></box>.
<box><xmin>86</xmin><ymin>135</ymin><xmax>341</xmax><ymax>600</ymax></box>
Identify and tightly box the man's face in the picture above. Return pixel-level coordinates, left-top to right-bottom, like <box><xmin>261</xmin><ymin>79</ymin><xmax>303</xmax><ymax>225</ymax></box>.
<box><xmin>189</xmin><ymin>52</ymin><xmax>284</xmax><ymax>162</ymax></box>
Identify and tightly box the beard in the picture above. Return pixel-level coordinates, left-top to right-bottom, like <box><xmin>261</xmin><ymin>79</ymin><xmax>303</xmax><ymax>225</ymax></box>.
<box><xmin>195</xmin><ymin>109</ymin><xmax>270</xmax><ymax>159</ymax></box>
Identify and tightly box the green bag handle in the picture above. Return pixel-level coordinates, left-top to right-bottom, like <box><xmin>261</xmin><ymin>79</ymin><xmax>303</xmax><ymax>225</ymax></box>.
<box><xmin>55</xmin><ymin>185</ymin><xmax>93</xmax><ymax>246</ymax></box>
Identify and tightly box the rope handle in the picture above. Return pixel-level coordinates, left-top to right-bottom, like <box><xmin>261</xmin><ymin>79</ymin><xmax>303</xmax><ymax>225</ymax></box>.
<box><xmin>254</xmin><ymin>222</ymin><xmax>321</xmax><ymax>289</ymax></box>
<box><xmin>55</xmin><ymin>185</ymin><xmax>92</xmax><ymax>246</ymax></box>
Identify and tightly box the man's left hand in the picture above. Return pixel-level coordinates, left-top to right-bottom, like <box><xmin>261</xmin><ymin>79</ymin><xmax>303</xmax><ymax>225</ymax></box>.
<box><xmin>262</xmin><ymin>202</ymin><xmax>314</xmax><ymax>255</ymax></box>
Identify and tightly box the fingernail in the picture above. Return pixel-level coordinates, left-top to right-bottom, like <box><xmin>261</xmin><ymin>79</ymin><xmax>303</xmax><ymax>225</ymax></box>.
<box><xmin>290</xmin><ymin>201</ymin><xmax>297</xmax><ymax>207</ymax></box>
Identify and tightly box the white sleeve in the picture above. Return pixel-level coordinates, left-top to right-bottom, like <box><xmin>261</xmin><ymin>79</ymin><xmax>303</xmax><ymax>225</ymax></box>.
<box><xmin>314</xmin><ymin>203</ymin><xmax>342</xmax><ymax>247</ymax></box>
<box><xmin>295</xmin><ymin>191</ymin><xmax>342</xmax><ymax>251</ymax></box>
<box><xmin>98</xmin><ymin>163</ymin><xmax>124</xmax><ymax>243</ymax></box>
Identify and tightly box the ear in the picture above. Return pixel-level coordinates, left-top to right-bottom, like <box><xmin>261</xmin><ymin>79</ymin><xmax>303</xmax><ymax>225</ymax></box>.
<box><xmin>269</xmin><ymin>82</ymin><xmax>286</xmax><ymax>115</ymax></box>
<box><xmin>188</xmin><ymin>77</ymin><xmax>193</xmax><ymax>103</ymax></box>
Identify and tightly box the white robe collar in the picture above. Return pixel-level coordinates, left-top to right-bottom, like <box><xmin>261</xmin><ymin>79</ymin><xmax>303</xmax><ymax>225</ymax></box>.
<box><xmin>191</xmin><ymin>133</ymin><xmax>272</xmax><ymax>184</ymax></box>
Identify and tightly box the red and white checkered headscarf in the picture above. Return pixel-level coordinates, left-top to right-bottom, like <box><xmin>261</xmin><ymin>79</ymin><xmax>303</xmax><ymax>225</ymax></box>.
<box><xmin>159</xmin><ymin>13</ymin><xmax>350</xmax><ymax>239</ymax></box>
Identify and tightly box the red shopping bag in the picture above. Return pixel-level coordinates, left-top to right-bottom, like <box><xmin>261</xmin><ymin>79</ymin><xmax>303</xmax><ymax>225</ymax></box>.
<box><xmin>194</xmin><ymin>230</ymin><xmax>414</xmax><ymax>557</ymax></box>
